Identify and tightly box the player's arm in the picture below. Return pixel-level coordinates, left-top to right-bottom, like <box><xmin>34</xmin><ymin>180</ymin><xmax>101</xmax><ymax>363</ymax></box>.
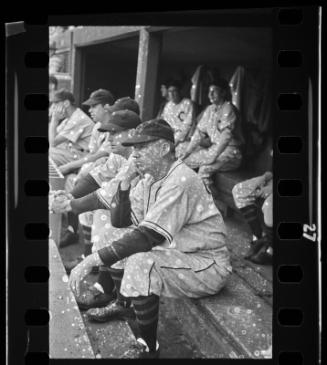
<box><xmin>59</xmin><ymin>150</ymin><xmax>109</xmax><ymax>175</ymax></box>
<box><xmin>69</xmin><ymin>173</ymin><xmax>101</xmax><ymax>198</ymax></box>
<box><xmin>69</xmin><ymin>191</ymin><xmax>107</xmax><ymax>215</ymax></box>
<box><xmin>97</xmin><ymin>226</ymin><xmax>165</xmax><ymax>267</ymax></box>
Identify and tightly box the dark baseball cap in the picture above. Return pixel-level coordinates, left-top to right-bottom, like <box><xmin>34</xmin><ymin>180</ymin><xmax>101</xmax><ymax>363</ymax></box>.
<box><xmin>97</xmin><ymin>110</ymin><xmax>142</xmax><ymax>133</ymax></box>
<box><xmin>82</xmin><ymin>89</ymin><xmax>114</xmax><ymax>106</ymax></box>
<box><xmin>52</xmin><ymin>88</ymin><xmax>75</xmax><ymax>104</ymax></box>
<box><xmin>122</xmin><ymin>119</ymin><xmax>175</xmax><ymax>146</ymax></box>
<box><xmin>107</xmin><ymin>97</ymin><xmax>140</xmax><ymax>115</ymax></box>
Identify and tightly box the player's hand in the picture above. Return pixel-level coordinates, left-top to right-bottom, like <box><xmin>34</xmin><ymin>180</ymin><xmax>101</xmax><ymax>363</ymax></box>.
<box><xmin>51</xmin><ymin>104</ymin><xmax>65</xmax><ymax>122</ymax></box>
<box><xmin>120</xmin><ymin>159</ymin><xmax>140</xmax><ymax>190</ymax></box>
<box><xmin>69</xmin><ymin>253</ymin><xmax>102</xmax><ymax>296</ymax></box>
<box><xmin>50</xmin><ymin>194</ymin><xmax>72</xmax><ymax>213</ymax></box>
<box><xmin>52</xmin><ymin>190</ymin><xmax>73</xmax><ymax>199</ymax></box>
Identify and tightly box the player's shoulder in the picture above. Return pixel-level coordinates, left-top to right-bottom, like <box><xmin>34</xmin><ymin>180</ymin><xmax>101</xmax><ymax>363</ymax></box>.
<box><xmin>76</xmin><ymin>108</ymin><xmax>93</xmax><ymax>123</ymax></box>
<box><xmin>182</xmin><ymin>98</ymin><xmax>193</xmax><ymax>107</ymax></box>
<box><xmin>222</xmin><ymin>101</ymin><xmax>236</xmax><ymax>114</ymax></box>
<box><xmin>166</xmin><ymin>160</ymin><xmax>199</xmax><ymax>190</ymax></box>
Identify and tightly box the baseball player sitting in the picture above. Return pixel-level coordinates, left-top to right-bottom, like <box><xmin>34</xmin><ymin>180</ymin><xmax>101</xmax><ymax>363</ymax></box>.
<box><xmin>58</xmin><ymin>89</ymin><xmax>115</xmax><ymax>249</ymax></box>
<box><xmin>232</xmin><ymin>172</ymin><xmax>273</xmax><ymax>265</ymax></box>
<box><xmin>61</xmin><ymin>97</ymin><xmax>140</xmax><ymax>260</ymax></box>
<box><xmin>179</xmin><ymin>78</ymin><xmax>244</xmax><ymax>195</ymax></box>
<box><xmin>49</xmin><ymin>89</ymin><xmax>94</xmax><ymax>166</ymax></box>
<box><xmin>51</xmin><ymin>108</ymin><xmax>142</xmax><ymax>312</ymax></box>
<box><xmin>66</xmin><ymin>119</ymin><xmax>232</xmax><ymax>358</ymax></box>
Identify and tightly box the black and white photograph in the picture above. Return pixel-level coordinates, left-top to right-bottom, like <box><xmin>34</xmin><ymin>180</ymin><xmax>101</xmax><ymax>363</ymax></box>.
<box><xmin>48</xmin><ymin>18</ymin><xmax>274</xmax><ymax>359</ymax></box>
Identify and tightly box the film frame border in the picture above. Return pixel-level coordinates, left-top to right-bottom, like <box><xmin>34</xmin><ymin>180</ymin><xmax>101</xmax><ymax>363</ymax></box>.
<box><xmin>5</xmin><ymin>7</ymin><xmax>321</xmax><ymax>364</ymax></box>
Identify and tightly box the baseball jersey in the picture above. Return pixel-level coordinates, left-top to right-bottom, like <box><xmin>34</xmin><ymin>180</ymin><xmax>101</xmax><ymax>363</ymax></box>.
<box><xmin>194</xmin><ymin>102</ymin><xmax>241</xmax><ymax>151</ymax></box>
<box><xmin>161</xmin><ymin>98</ymin><xmax>196</xmax><ymax>143</ymax></box>
<box><xmin>129</xmin><ymin>160</ymin><xmax>227</xmax><ymax>253</ymax></box>
<box><xmin>56</xmin><ymin>108</ymin><xmax>94</xmax><ymax>153</ymax></box>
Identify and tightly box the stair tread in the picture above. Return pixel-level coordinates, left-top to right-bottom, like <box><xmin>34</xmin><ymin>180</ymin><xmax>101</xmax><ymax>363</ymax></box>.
<box><xmin>173</xmin><ymin>219</ymin><xmax>272</xmax><ymax>359</ymax></box>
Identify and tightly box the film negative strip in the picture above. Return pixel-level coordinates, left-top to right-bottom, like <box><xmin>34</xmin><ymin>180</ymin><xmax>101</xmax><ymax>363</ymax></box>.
<box><xmin>5</xmin><ymin>7</ymin><xmax>323</xmax><ymax>364</ymax></box>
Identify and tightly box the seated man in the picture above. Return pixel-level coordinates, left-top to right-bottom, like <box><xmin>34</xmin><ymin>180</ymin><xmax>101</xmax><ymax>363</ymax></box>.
<box><xmin>54</xmin><ymin>89</ymin><xmax>114</xmax><ymax>249</ymax></box>
<box><xmin>49</xmin><ymin>74</ymin><xmax>58</xmax><ymax>119</ymax></box>
<box><xmin>60</xmin><ymin>97</ymin><xmax>140</xmax><ymax>248</ymax></box>
<box><xmin>232</xmin><ymin>171</ymin><xmax>273</xmax><ymax>265</ymax></box>
<box><xmin>67</xmin><ymin>119</ymin><xmax>232</xmax><ymax>358</ymax></box>
<box><xmin>160</xmin><ymin>80</ymin><xmax>197</xmax><ymax>158</ymax></box>
<box><xmin>49</xmin><ymin>89</ymin><xmax>94</xmax><ymax>166</ymax></box>
<box><xmin>51</xmin><ymin>109</ymin><xmax>142</xmax><ymax>311</ymax></box>
<box><xmin>179</xmin><ymin>78</ymin><xmax>244</xmax><ymax>194</ymax></box>
<box><xmin>58</xmin><ymin>89</ymin><xmax>115</xmax><ymax>178</ymax></box>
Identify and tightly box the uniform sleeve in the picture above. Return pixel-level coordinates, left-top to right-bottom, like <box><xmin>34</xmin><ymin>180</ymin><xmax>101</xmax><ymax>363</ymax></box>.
<box><xmin>186</xmin><ymin>107</ymin><xmax>210</xmax><ymax>151</ymax></box>
<box><xmin>129</xmin><ymin>178</ymin><xmax>145</xmax><ymax>225</ymax></box>
<box><xmin>57</xmin><ymin>114</ymin><xmax>91</xmax><ymax>144</ymax></box>
<box><xmin>98</xmin><ymin>226</ymin><xmax>165</xmax><ymax>267</ymax></box>
<box><xmin>70</xmin><ymin>191</ymin><xmax>107</xmax><ymax>215</ymax></box>
<box><xmin>197</xmin><ymin>106</ymin><xmax>211</xmax><ymax>133</ymax></box>
<box><xmin>218</xmin><ymin>103</ymin><xmax>237</xmax><ymax>132</ymax></box>
<box><xmin>175</xmin><ymin>100</ymin><xmax>195</xmax><ymax>142</ymax></box>
<box><xmin>210</xmin><ymin>104</ymin><xmax>237</xmax><ymax>147</ymax></box>
<box><xmin>139</xmin><ymin>184</ymin><xmax>191</xmax><ymax>243</ymax></box>
<box><xmin>88</xmin><ymin>123</ymin><xmax>101</xmax><ymax>153</ymax></box>
<box><xmin>70</xmin><ymin>173</ymin><xmax>100</xmax><ymax>198</ymax></box>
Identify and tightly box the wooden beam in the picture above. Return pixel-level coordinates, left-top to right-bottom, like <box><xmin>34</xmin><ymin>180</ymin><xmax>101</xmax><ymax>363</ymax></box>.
<box><xmin>135</xmin><ymin>28</ymin><xmax>162</xmax><ymax>121</ymax></box>
<box><xmin>71</xmin><ymin>46</ymin><xmax>85</xmax><ymax>105</ymax></box>
<box><xmin>73</xmin><ymin>26</ymin><xmax>143</xmax><ymax>47</ymax></box>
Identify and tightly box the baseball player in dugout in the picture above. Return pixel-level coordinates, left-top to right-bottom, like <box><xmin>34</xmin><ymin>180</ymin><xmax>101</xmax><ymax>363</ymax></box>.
<box><xmin>58</xmin><ymin>98</ymin><xmax>141</xmax><ymax>266</ymax></box>
<box><xmin>58</xmin><ymin>89</ymin><xmax>115</xmax><ymax>249</ymax></box>
<box><xmin>49</xmin><ymin>89</ymin><xmax>94</xmax><ymax>166</ymax></box>
<box><xmin>60</xmin><ymin>119</ymin><xmax>233</xmax><ymax>358</ymax></box>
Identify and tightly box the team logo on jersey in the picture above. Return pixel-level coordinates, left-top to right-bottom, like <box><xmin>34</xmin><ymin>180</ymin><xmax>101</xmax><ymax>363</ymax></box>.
<box><xmin>178</xmin><ymin>111</ymin><xmax>185</xmax><ymax>121</ymax></box>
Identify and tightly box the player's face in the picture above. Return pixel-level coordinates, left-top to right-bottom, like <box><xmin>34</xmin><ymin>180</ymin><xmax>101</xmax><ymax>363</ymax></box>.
<box><xmin>161</xmin><ymin>85</ymin><xmax>168</xmax><ymax>99</ymax></box>
<box><xmin>107</xmin><ymin>129</ymin><xmax>132</xmax><ymax>156</ymax></box>
<box><xmin>89</xmin><ymin>103</ymin><xmax>107</xmax><ymax>123</ymax></box>
<box><xmin>132</xmin><ymin>140</ymin><xmax>163</xmax><ymax>174</ymax></box>
<box><xmin>168</xmin><ymin>86</ymin><xmax>181</xmax><ymax>104</ymax></box>
<box><xmin>208</xmin><ymin>85</ymin><xmax>223</xmax><ymax>104</ymax></box>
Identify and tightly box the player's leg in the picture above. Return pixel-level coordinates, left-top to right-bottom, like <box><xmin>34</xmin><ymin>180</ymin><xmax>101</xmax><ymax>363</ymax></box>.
<box><xmin>250</xmin><ymin>194</ymin><xmax>273</xmax><ymax>265</ymax></box>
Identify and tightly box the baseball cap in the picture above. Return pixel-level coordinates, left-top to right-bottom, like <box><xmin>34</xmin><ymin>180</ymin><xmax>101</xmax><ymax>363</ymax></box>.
<box><xmin>122</xmin><ymin>119</ymin><xmax>175</xmax><ymax>146</ymax></box>
<box><xmin>107</xmin><ymin>97</ymin><xmax>140</xmax><ymax>115</ymax></box>
<box><xmin>97</xmin><ymin>110</ymin><xmax>141</xmax><ymax>133</ymax></box>
<box><xmin>52</xmin><ymin>88</ymin><xmax>75</xmax><ymax>104</ymax></box>
<box><xmin>82</xmin><ymin>89</ymin><xmax>114</xmax><ymax>106</ymax></box>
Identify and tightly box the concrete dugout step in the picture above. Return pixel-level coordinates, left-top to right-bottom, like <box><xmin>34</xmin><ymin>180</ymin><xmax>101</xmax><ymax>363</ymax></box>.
<box><xmin>49</xmin><ymin>239</ymin><xmax>95</xmax><ymax>359</ymax></box>
<box><xmin>173</xmin><ymin>272</ymin><xmax>272</xmax><ymax>359</ymax></box>
<box><xmin>49</xmin><ymin>240</ymin><xmax>140</xmax><ymax>359</ymax></box>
